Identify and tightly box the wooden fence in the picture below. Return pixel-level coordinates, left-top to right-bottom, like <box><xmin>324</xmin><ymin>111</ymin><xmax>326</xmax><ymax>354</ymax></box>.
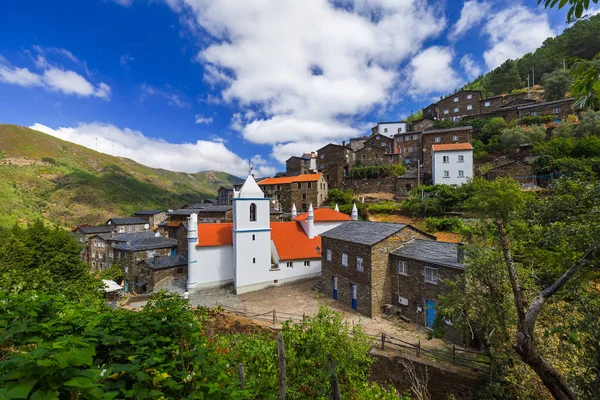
<box><xmin>215</xmin><ymin>302</ymin><xmax>491</xmax><ymax>373</ymax></box>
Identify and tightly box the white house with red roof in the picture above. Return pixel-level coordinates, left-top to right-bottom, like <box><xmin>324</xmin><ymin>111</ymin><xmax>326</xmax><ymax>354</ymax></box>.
<box><xmin>431</xmin><ymin>143</ymin><xmax>473</xmax><ymax>185</ymax></box>
<box><xmin>187</xmin><ymin>174</ymin><xmax>355</xmax><ymax>294</ymax></box>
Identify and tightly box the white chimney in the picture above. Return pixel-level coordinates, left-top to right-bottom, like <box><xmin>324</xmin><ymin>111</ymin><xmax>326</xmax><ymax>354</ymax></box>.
<box><xmin>307</xmin><ymin>203</ymin><xmax>315</xmax><ymax>239</ymax></box>
<box><xmin>334</xmin><ymin>203</ymin><xmax>339</xmax><ymax>212</ymax></box>
<box><xmin>351</xmin><ymin>203</ymin><xmax>358</xmax><ymax>221</ymax></box>
<box><xmin>291</xmin><ymin>203</ymin><xmax>297</xmax><ymax>218</ymax></box>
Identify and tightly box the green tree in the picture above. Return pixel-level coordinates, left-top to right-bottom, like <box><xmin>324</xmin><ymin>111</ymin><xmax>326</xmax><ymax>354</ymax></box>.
<box><xmin>480</xmin><ymin>117</ymin><xmax>508</xmax><ymax>144</ymax></box>
<box><xmin>541</xmin><ymin>69</ymin><xmax>573</xmax><ymax>101</ymax></box>
<box><xmin>572</xmin><ymin>135</ymin><xmax>600</xmax><ymax>157</ymax></box>
<box><xmin>497</xmin><ymin>125</ymin><xmax>547</xmax><ymax>151</ymax></box>
<box><xmin>551</xmin><ymin>120</ymin><xmax>576</xmax><ymax>138</ymax></box>
<box><xmin>488</xmin><ymin>60</ymin><xmax>523</xmax><ymax>95</ymax></box>
<box><xmin>574</xmin><ymin>109</ymin><xmax>600</xmax><ymax>136</ymax></box>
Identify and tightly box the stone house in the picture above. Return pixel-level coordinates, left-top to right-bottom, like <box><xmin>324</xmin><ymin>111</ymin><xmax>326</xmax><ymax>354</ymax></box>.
<box><xmin>88</xmin><ymin>233</ymin><xmax>112</xmax><ymax>271</ymax></box>
<box><xmin>110</xmin><ymin>231</ymin><xmax>178</xmax><ymax>292</ymax></box>
<box><xmin>319</xmin><ymin>221</ymin><xmax>434</xmax><ymax>318</ymax></box>
<box><xmin>390</xmin><ymin>239</ymin><xmax>464</xmax><ymax>332</ymax></box>
<box><xmin>217</xmin><ymin>186</ymin><xmax>234</xmax><ymax>205</ymax></box>
<box><xmin>438</xmin><ymin>90</ymin><xmax>482</xmax><ymax>121</ymax></box>
<box><xmin>71</xmin><ymin>225</ymin><xmax>113</xmax><ymax>263</ymax></box>
<box><xmin>286</xmin><ymin>154</ymin><xmax>317</xmax><ymax>176</ymax></box>
<box><xmin>479</xmin><ymin>92</ymin><xmax>529</xmax><ymax>114</ymax></box>
<box><xmin>410</xmin><ymin>118</ymin><xmax>435</xmax><ymax>132</ymax></box>
<box><xmin>106</xmin><ymin>217</ymin><xmax>149</xmax><ymax>234</ymax></box>
<box><xmin>421</xmin><ymin>127</ymin><xmax>473</xmax><ymax>180</ymax></box>
<box><xmin>132</xmin><ymin>210</ymin><xmax>168</xmax><ymax>230</ymax></box>
<box><xmin>516</xmin><ymin>98</ymin><xmax>575</xmax><ymax>121</ymax></box>
<box><xmin>462</xmin><ymin>100</ymin><xmax>533</xmax><ymax>123</ymax></box>
<box><xmin>135</xmin><ymin>255</ymin><xmax>188</xmax><ymax>294</ymax></box>
<box><xmin>316</xmin><ymin>143</ymin><xmax>353</xmax><ymax>189</ymax></box>
<box><xmin>364</xmin><ymin>133</ymin><xmax>394</xmax><ymax>152</ymax></box>
<box><xmin>485</xmin><ymin>158</ymin><xmax>536</xmax><ymax>185</ymax></box>
<box><xmin>393</xmin><ymin>131</ymin><xmax>423</xmax><ymax>167</ymax></box>
<box><xmin>422</xmin><ymin>103</ymin><xmax>439</xmax><ymax>120</ymax></box>
<box><xmin>347</xmin><ymin>136</ymin><xmax>368</xmax><ymax>152</ymax></box>
<box><xmin>258</xmin><ymin>173</ymin><xmax>328</xmax><ymax>213</ymax></box>
<box><xmin>168</xmin><ymin>205</ymin><xmax>233</xmax><ymax>225</ymax></box>
<box><xmin>355</xmin><ymin>144</ymin><xmax>389</xmax><ymax>166</ymax></box>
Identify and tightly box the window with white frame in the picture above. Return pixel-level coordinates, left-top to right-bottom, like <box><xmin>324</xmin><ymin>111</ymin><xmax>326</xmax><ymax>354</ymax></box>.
<box><xmin>453</xmin><ymin>107</ymin><xmax>459</xmax><ymax>112</ymax></box>
<box><xmin>458</xmin><ymin>155</ymin><xmax>464</xmax><ymax>162</ymax></box>
<box><xmin>357</xmin><ymin>257</ymin><xmax>364</xmax><ymax>272</ymax></box>
<box><xmin>435</xmin><ymin>137</ymin><xmax>441</xmax><ymax>143</ymax></box>
<box><xmin>458</xmin><ymin>170</ymin><xmax>465</xmax><ymax>177</ymax></box>
<box><xmin>397</xmin><ymin>260</ymin><xmax>407</xmax><ymax>275</ymax></box>
<box><xmin>467</xmin><ymin>105</ymin><xmax>473</xmax><ymax>110</ymax></box>
<box><xmin>326</xmin><ymin>249</ymin><xmax>332</xmax><ymax>261</ymax></box>
<box><xmin>531</xmin><ymin>111</ymin><xmax>539</xmax><ymax>116</ymax></box>
<box><xmin>443</xmin><ymin>155</ymin><xmax>449</xmax><ymax>163</ymax></box>
<box><xmin>554</xmin><ymin>107</ymin><xmax>560</xmax><ymax>113</ymax></box>
<box><xmin>342</xmin><ymin>253</ymin><xmax>348</xmax><ymax>267</ymax></box>
<box><xmin>384</xmin><ymin>128</ymin><xmax>388</xmax><ymax>133</ymax></box>
<box><xmin>380</xmin><ymin>141</ymin><xmax>386</xmax><ymax>146</ymax></box>
<box><xmin>320</xmin><ymin>154</ymin><xmax>324</xmax><ymax>159</ymax></box>
<box><xmin>467</xmin><ymin>94</ymin><xmax>472</xmax><ymax>100</ymax></box>
<box><xmin>443</xmin><ymin>170</ymin><xmax>450</xmax><ymax>178</ymax></box>
<box><xmin>307</xmin><ymin>182</ymin><xmax>312</xmax><ymax>189</ymax></box>
<box><xmin>452</xmin><ymin>135</ymin><xmax>458</xmax><ymax>141</ymax></box>
<box><xmin>453</xmin><ymin>97</ymin><xmax>458</xmax><ymax>102</ymax></box>
<box><xmin>484</xmin><ymin>101</ymin><xmax>490</xmax><ymax>107</ymax></box>
<box><xmin>425</xmin><ymin>267</ymin><xmax>438</xmax><ymax>284</ymax></box>
<box><xmin>443</xmin><ymin>109</ymin><xmax>449</xmax><ymax>115</ymax></box>
<box><xmin>304</xmin><ymin>261</ymin><xmax>310</xmax><ymax>267</ymax></box>
<box><xmin>287</xmin><ymin>262</ymin><xmax>293</xmax><ymax>268</ymax></box>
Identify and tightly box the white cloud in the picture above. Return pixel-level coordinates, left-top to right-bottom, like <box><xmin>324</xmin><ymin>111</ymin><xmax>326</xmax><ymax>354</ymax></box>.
<box><xmin>461</xmin><ymin>54</ymin><xmax>482</xmax><ymax>80</ymax></box>
<box><xmin>164</xmin><ymin>0</ymin><xmax>446</xmax><ymax>161</ymax></box>
<box><xmin>406</xmin><ymin>46</ymin><xmax>462</xmax><ymax>96</ymax></box>
<box><xmin>30</xmin><ymin>122</ymin><xmax>275</xmax><ymax>177</ymax></box>
<box><xmin>109</xmin><ymin>0</ymin><xmax>134</xmax><ymax>6</ymax></box>
<box><xmin>120</xmin><ymin>53</ymin><xmax>135</xmax><ymax>68</ymax></box>
<box><xmin>140</xmin><ymin>83</ymin><xmax>190</xmax><ymax>108</ymax></box>
<box><xmin>194</xmin><ymin>114</ymin><xmax>213</xmax><ymax>124</ymax></box>
<box><xmin>449</xmin><ymin>1</ymin><xmax>491</xmax><ymax>41</ymax></box>
<box><xmin>483</xmin><ymin>5</ymin><xmax>554</xmax><ymax>69</ymax></box>
<box><xmin>0</xmin><ymin>56</ymin><xmax>110</xmax><ymax>99</ymax></box>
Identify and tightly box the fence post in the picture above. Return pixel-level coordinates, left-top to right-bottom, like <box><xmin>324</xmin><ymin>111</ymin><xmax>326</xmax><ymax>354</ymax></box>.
<box><xmin>273</xmin><ymin>309</ymin><xmax>276</xmax><ymax>325</ymax></box>
<box><xmin>381</xmin><ymin>332</ymin><xmax>386</xmax><ymax>350</ymax></box>
<box><xmin>328</xmin><ymin>355</ymin><xmax>341</xmax><ymax>400</ymax></box>
<box><xmin>277</xmin><ymin>333</ymin><xmax>287</xmax><ymax>400</ymax></box>
<box><xmin>452</xmin><ymin>345</ymin><xmax>456</xmax><ymax>364</ymax></box>
<box><xmin>417</xmin><ymin>340</ymin><xmax>421</xmax><ymax>358</ymax></box>
<box><xmin>238</xmin><ymin>363</ymin><xmax>245</xmax><ymax>389</ymax></box>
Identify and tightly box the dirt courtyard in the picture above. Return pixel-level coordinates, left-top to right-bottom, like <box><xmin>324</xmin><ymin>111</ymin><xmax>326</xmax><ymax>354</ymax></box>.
<box><xmin>237</xmin><ymin>278</ymin><xmax>450</xmax><ymax>352</ymax></box>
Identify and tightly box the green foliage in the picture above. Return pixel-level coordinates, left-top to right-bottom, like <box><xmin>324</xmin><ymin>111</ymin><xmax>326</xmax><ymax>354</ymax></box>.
<box><xmin>496</xmin><ymin>125</ymin><xmax>547</xmax><ymax>152</ymax></box>
<box><xmin>349</xmin><ymin>164</ymin><xmax>406</xmax><ymax>180</ymax></box>
<box><xmin>551</xmin><ymin>119</ymin><xmax>576</xmax><ymax>138</ymax></box>
<box><xmin>540</xmin><ymin>0</ymin><xmax>600</xmax><ymax>24</ymax></box>
<box><xmin>327</xmin><ymin>188</ymin><xmax>356</xmax><ymax>205</ymax></box>
<box><xmin>0</xmin><ymin>220</ymin><xmax>101</xmax><ymax>300</ymax></box>
<box><xmin>98</xmin><ymin>264</ymin><xmax>125</xmax><ymax>282</ymax></box>
<box><xmin>424</xmin><ymin>216</ymin><xmax>465</xmax><ymax>233</ymax></box>
<box><xmin>570</xmin><ymin>57</ymin><xmax>600</xmax><ymax>110</ymax></box>
<box><xmin>367</xmin><ymin>201</ymin><xmax>401</xmax><ymax>214</ymax></box>
<box><xmin>402</xmin><ymin>183</ymin><xmax>474</xmax><ymax>217</ymax></box>
<box><xmin>488</xmin><ymin>60</ymin><xmax>523</xmax><ymax>95</ymax></box>
<box><xmin>514</xmin><ymin>114</ymin><xmax>557</xmax><ymax>126</ymax></box>
<box><xmin>433</xmin><ymin>119</ymin><xmax>459</xmax><ymax>130</ymax></box>
<box><xmin>337</xmin><ymin>202</ymin><xmax>368</xmax><ymax>220</ymax></box>
<box><xmin>573</xmin><ymin>109</ymin><xmax>600</xmax><ymax>136</ymax></box>
<box><xmin>541</xmin><ymin>69</ymin><xmax>572</xmax><ymax>101</ymax></box>
<box><xmin>480</xmin><ymin>117</ymin><xmax>508</xmax><ymax>144</ymax></box>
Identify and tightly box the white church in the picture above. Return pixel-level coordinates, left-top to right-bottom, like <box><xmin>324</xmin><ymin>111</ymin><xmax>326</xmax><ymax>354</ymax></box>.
<box><xmin>187</xmin><ymin>174</ymin><xmax>356</xmax><ymax>294</ymax></box>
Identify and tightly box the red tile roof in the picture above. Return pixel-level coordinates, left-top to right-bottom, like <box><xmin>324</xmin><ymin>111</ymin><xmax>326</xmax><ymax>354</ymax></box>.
<box><xmin>431</xmin><ymin>143</ymin><xmax>473</xmax><ymax>152</ymax></box>
<box><xmin>270</xmin><ymin>222</ymin><xmax>322</xmax><ymax>261</ymax></box>
<box><xmin>292</xmin><ymin>208</ymin><xmax>352</xmax><ymax>222</ymax></box>
<box><xmin>196</xmin><ymin>223</ymin><xmax>233</xmax><ymax>247</ymax></box>
<box><xmin>258</xmin><ymin>173</ymin><xmax>322</xmax><ymax>186</ymax></box>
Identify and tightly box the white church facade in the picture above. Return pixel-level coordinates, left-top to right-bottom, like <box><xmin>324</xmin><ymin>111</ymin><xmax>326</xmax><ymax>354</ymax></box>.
<box><xmin>187</xmin><ymin>174</ymin><xmax>355</xmax><ymax>294</ymax></box>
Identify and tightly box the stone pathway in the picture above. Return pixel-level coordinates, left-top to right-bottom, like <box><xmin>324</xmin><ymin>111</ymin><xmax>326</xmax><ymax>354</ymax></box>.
<box><xmin>188</xmin><ymin>286</ymin><xmax>244</xmax><ymax>309</ymax></box>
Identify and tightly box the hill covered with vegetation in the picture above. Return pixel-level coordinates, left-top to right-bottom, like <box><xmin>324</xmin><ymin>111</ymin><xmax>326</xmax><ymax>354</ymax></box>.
<box><xmin>0</xmin><ymin>124</ymin><xmax>243</xmax><ymax>229</ymax></box>
<box><xmin>462</xmin><ymin>13</ymin><xmax>600</xmax><ymax>98</ymax></box>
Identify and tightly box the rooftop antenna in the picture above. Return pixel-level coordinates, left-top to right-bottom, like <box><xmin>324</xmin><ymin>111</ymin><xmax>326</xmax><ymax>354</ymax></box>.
<box><xmin>248</xmin><ymin>159</ymin><xmax>254</xmax><ymax>176</ymax></box>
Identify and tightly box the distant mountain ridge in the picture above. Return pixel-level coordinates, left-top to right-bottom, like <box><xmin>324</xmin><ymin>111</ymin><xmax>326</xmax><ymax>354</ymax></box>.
<box><xmin>0</xmin><ymin>124</ymin><xmax>243</xmax><ymax>229</ymax></box>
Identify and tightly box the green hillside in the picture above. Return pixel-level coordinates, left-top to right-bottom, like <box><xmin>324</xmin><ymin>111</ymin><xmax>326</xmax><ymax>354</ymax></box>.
<box><xmin>0</xmin><ymin>124</ymin><xmax>243</xmax><ymax>229</ymax></box>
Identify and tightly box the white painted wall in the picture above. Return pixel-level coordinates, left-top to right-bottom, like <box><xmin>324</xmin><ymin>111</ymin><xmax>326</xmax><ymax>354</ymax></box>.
<box><xmin>432</xmin><ymin>150</ymin><xmax>473</xmax><ymax>185</ymax></box>
<box><xmin>377</xmin><ymin>122</ymin><xmax>407</xmax><ymax>137</ymax></box>
<box><xmin>188</xmin><ymin>245</ymin><xmax>234</xmax><ymax>290</ymax></box>
<box><xmin>313</xmin><ymin>221</ymin><xmax>345</xmax><ymax>236</ymax></box>
<box><xmin>276</xmin><ymin>259</ymin><xmax>322</xmax><ymax>280</ymax></box>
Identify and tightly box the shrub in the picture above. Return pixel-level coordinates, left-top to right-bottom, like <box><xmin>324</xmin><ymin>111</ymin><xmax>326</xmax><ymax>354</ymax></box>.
<box><xmin>480</xmin><ymin>117</ymin><xmax>508</xmax><ymax>144</ymax></box>
<box><xmin>328</xmin><ymin>188</ymin><xmax>356</xmax><ymax>205</ymax></box>
<box><xmin>497</xmin><ymin>125</ymin><xmax>546</xmax><ymax>151</ymax></box>
<box><xmin>337</xmin><ymin>202</ymin><xmax>367</xmax><ymax>219</ymax></box>
<box><xmin>368</xmin><ymin>201</ymin><xmax>401</xmax><ymax>214</ymax></box>
<box><xmin>425</xmin><ymin>216</ymin><xmax>465</xmax><ymax>233</ymax></box>
<box><xmin>349</xmin><ymin>164</ymin><xmax>406</xmax><ymax>180</ymax></box>
<box><xmin>402</xmin><ymin>183</ymin><xmax>474</xmax><ymax>217</ymax></box>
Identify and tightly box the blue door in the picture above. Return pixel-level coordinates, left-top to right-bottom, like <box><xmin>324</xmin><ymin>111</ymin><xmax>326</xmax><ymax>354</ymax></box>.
<box><xmin>170</xmin><ymin>248</ymin><xmax>176</xmax><ymax>256</ymax></box>
<box><xmin>425</xmin><ymin>300</ymin><xmax>437</xmax><ymax>329</ymax></box>
<box><xmin>332</xmin><ymin>276</ymin><xmax>338</xmax><ymax>300</ymax></box>
<box><xmin>351</xmin><ymin>284</ymin><xmax>357</xmax><ymax>310</ymax></box>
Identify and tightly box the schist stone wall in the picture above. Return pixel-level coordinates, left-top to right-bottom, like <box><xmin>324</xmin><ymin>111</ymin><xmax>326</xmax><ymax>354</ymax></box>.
<box><xmin>137</xmin><ymin>263</ymin><xmax>187</xmax><ymax>292</ymax></box>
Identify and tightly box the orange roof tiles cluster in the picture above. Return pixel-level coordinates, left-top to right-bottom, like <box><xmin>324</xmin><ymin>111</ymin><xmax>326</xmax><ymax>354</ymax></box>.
<box><xmin>258</xmin><ymin>173</ymin><xmax>322</xmax><ymax>186</ymax></box>
<box><xmin>196</xmin><ymin>223</ymin><xmax>233</xmax><ymax>247</ymax></box>
<box><xmin>431</xmin><ymin>143</ymin><xmax>473</xmax><ymax>152</ymax></box>
<box><xmin>292</xmin><ymin>208</ymin><xmax>352</xmax><ymax>222</ymax></box>
<box><xmin>270</xmin><ymin>222</ymin><xmax>321</xmax><ymax>261</ymax></box>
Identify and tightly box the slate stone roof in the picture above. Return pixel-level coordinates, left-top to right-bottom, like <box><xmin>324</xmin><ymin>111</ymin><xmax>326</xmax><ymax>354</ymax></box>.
<box><xmin>141</xmin><ymin>255</ymin><xmax>187</xmax><ymax>270</ymax></box>
<box><xmin>132</xmin><ymin>210</ymin><xmax>164</xmax><ymax>215</ymax></box>
<box><xmin>168</xmin><ymin>205</ymin><xmax>233</xmax><ymax>216</ymax></box>
<box><xmin>90</xmin><ymin>233</ymin><xmax>112</xmax><ymax>241</ymax></box>
<box><xmin>109</xmin><ymin>231</ymin><xmax>156</xmax><ymax>243</ymax></box>
<box><xmin>77</xmin><ymin>225</ymin><xmax>112</xmax><ymax>234</ymax></box>
<box><xmin>113</xmin><ymin>234</ymin><xmax>178</xmax><ymax>252</ymax></box>
<box><xmin>320</xmin><ymin>221</ymin><xmax>408</xmax><ymax>246</ymax></box>
<box><xmin>391</xmin><ymin>239</ymin><xmax>464</xmax><ymax>269</ymax></box>
<box><xmin>421</xmin><ymin>126</ymin><xmax>473</xmax><ymax>135</ymax></box>
<box><xmin>516</xmin><ymin>97</ymin><xmax>574</xmax><ymax>110</ymax></box>
<box><xmin>107</xmin><ymin>217</ymin><xmax>149</xmax><ymax>225</ymax></box>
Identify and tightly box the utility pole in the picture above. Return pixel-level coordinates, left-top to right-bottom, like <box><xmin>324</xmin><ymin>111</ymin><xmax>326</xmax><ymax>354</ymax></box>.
<box><xmin>526</xmin><ymin>76</ymin><xmax>530</xmax><ymax>99</ymax></box>
<box><xmin>531</xmin><ymin>67</ymin><xmax>535</xmax><ymax>86</ymax></box>
<box><xmin>417</xmin><ymin>160</ymin><xmax>420</xmax><ymax>187</ymax></box>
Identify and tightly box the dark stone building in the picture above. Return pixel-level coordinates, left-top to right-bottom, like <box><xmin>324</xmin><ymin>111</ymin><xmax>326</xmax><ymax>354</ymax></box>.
<box><xmin>71</xmin><ymin>225</ymin><xmax>113</xmax><ymax>264</ymax></box>
<box><xmin>316</xmin><ymin>143</ymin><xmax>353</xmax><ymax>189</ymax></box>
<box><xmin>347</xmin><ymin>136</ymin><xmax>368</xmax><ymax>152</ymax></box>
<box><xmin>285</xmin><ymin>153</ymin><xmax>316</xmax><ymax>176</ymax></box>
<box><xmin>438</xmin><ymin>90</ymin><xmax>482</xmax><ymax>121</ymax></box>
<box><xmin>319</xmin><ymin>221</ymin><xmax>434</xmax><ymax>318</ymax></box>
<box><xmin>132</xmin><ymin>210</ymin><xmax>168</xmax><ymax>230</ymax></box>
<box><xmin>390</xmin><ymin>239</ymin><xmax>464</xmax><ymax>332</ymax></box>
<box><xmin>479</xmin><ymin>92</ymin><xmax>529</xmax><ymax>114</ymax></box>
<box><xmin>135</xmin><ymin>255</ymin><xmax>188</xmax><ymax>293</ymax></box>
<box><xmin>217</xmin><ymin>186</ymin><xmax>234</xmax><ymax>205</ymax></box>
<box><xmin>355</xmin><ymin>144</ymin><xmax>389</xmax><ymax>166</ymax></box>
<box><xmin>258</xmin><ymin>173</ymin><xmax>328</xmax><ymax>213</ymax></box>
<box><xmin>422</xmin><ymin>102</ymin><xmax>439</xmax><ymax>120</ymax></box>
<box><xmin>88</xmin><ymin>232</ymin><xmax>112</xmax><ymax>271</ymax></box>
<box><xmin>410</xmin><ymin>118</ymin><xmax>435</xmax><ymax>132</ymax></box>
<box><xmin>516</xmin><ymin>98</ymin><xmax>575</xmax><ymax>121</ymax></box>
<box><xmin>393</xmin><ymin>131</ymin><xmax>423</xmax><ymax>167</ymax></box>
<box><xmin>106</xmin><ymin>217</ymin><xmax>150</xmax><ymax>234</ymax></box>
<box><xmin>421</xmin><ymin>126</ymin><xmax>472</xmax><ymax>179</ymax></box>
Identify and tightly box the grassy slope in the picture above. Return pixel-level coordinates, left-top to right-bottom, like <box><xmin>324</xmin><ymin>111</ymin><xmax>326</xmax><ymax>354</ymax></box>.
<box><xmin>0</xmin><ymin>124</ymin><xmax>243</xmax><ymax>228</ymax></box>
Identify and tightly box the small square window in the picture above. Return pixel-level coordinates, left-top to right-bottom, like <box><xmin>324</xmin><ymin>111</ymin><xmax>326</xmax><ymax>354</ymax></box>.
<box><xmin>458</xmin><ymin>155</ymin><xmax>464</xmax><ymax>162</ymax></box>
<box><xmin>287</xmin><ymin>261</ymin><xmax>293</xmax><ymax>268</ymax></box>
<box><xmin>384</xmin><ymin>128</ymin><xmax>388</xmax><ymax>133</ymax></box>
<box><xmin>443</xmin><ymin>155</ymin><xmax>449</xmax><ymax>163</ymax></box>
<box><xmin>531</xmin><ymin>111</ymin><xmax>539</xmax><ymax>116</ymax></box>
<box><xmin>452</xmin><ymin>135</ymin><xmax>459</xmax><ymax>141</ymax></box>
<box><xmin>304</xmin><ymin>261</ymin><xmax>310</xmax><ymax>267</ymax></box>
<box><xmin>357</xmin><ymin>257</ymin><xmax>364</xmax><ymax>272</ymax></box>
<box><xmin>453</xmin><ymin>97</ymin><xmax>458</xmax><ymax>102</ymax></box>
<box><xmin>453</xmin><ymin>107</ymin><xmax>459</xmax><ymax>112</ymax></box>
<box><xmin>467</xmin><ymin>105</ymin><xmax>473</xmax><ymax>110</ymax></box>
<box><xmin>443</xmin><ymin>109</ymin><xmax>449</xmax><ymax>115</ymax></box>
<box><xmin>342</xmin><ymin>253</ymin><xmax>348</xmax><ymax>267</ymax></box>
<box><xmin>253</xmin><ymin>258</ymin><xmax>256</xmax><ymax>264</ymax></box>
<box><xmin>302</xmin><ymin>193</ymin><xmax>307</xmax><ymax>200</ymax></box>
<box><xmin>397</xmin><ymin>260</ymin><xmax>407</xmax><ymax>275</ymax></box>
<box><xmin>484</xmin><ymin>101</ymin><xmax>490</xmax><ymax>107</ymax></box>
<box><xmin>177</xmin><ymin>267</ymin><xmax>184</xmax><ymax>274</ymax></box>
<box><xmin>458</xmin><ymin>170</ymin><xmax>465</xmax><ymax>177</ymax></box>
<box><xmin>307</xmin><ymin>182</ymin><xmax>312</xmax><ymax>189</ymax></box>
<box><xmin>297</xmin><ymin>182</ymin><xmax>302</xmax><ymax>189</ymax></box>
<box><xmin>326</xmin><ymin>249</ymin><xmax>332</xmax><ymax>261</ymax></box>
<box><xmin>554</xmin><ymin>107</ymin><xmax>560</xmax><ymax>113</ymax></box>
<box><xmin>443</xmin><ymin>170</ymin><xmax>450</xmax><ymax>178</ymax></box>
<box><xmin>434</xmin><ymin>137</ymin><xmax>441</xmax><ymax>143</ymax></box>
<box><xmin>467</xmin><ymin>94</ymin><xmax>472</xmax><ymax>100</ymax></box>
<box><xmin>425</xmin><ymin>267</ymin><xmax>439</xmax><ymax>284</ymax></box>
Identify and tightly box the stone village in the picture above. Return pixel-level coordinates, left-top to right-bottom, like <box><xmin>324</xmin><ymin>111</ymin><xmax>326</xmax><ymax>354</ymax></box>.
<box><xmin>73</xmin><ymin>89</ymin><xmax>581</xmax><ymax>343</ymax></box>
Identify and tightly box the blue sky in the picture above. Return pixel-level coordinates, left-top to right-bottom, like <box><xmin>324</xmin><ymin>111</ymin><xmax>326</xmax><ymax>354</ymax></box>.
<box><xmin>0</xmin><ymin>0</ymin><xmax>584</xmax><ymax>176</ymax></box>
